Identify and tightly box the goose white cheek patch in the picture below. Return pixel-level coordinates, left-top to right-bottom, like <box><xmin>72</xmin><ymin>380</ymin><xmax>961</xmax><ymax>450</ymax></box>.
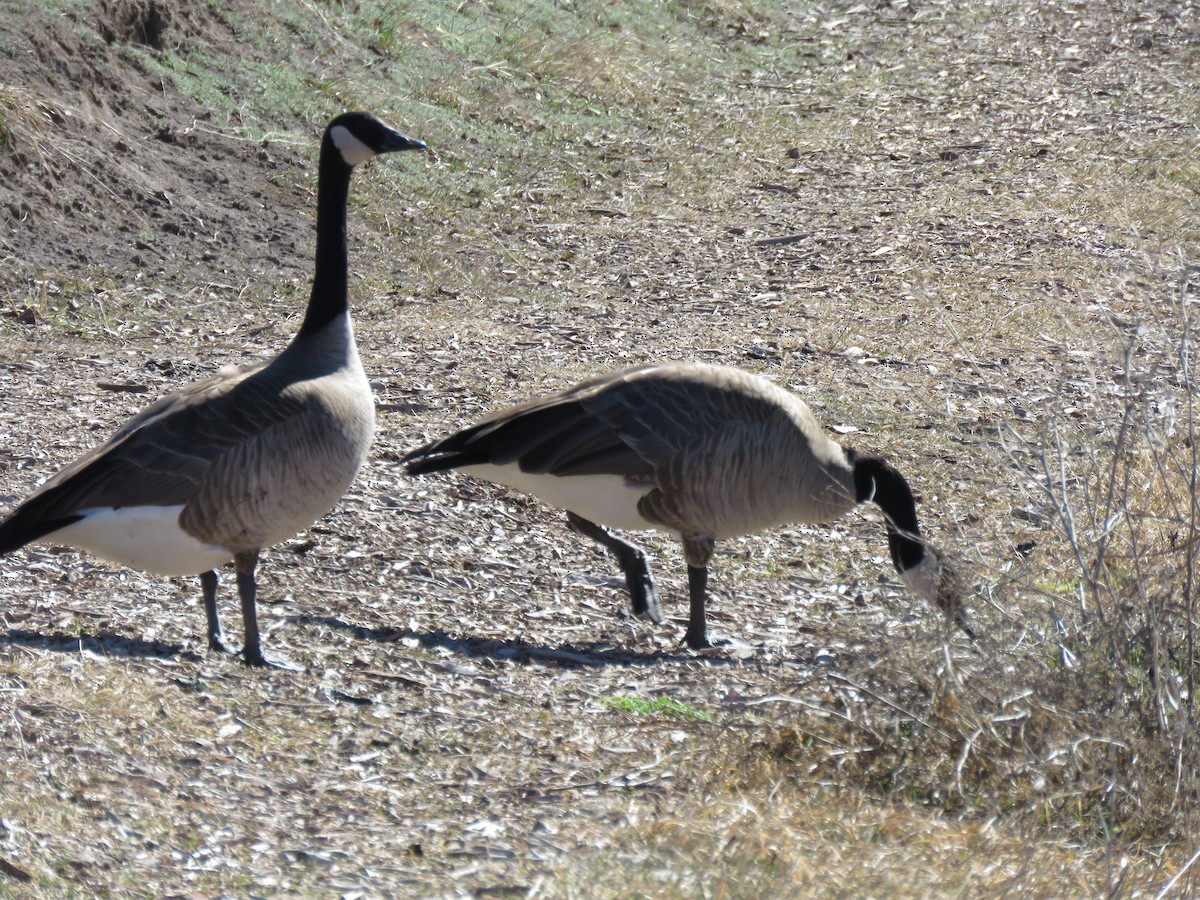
<box><xmin>900</xmin><ymin>554</ymin><xmax>939</xmax><ymax>601</ymax></box>
<box><xmin>330</xmin><ymin>125</ymin><xmax>376</xmax><ymax>166</ymax></box>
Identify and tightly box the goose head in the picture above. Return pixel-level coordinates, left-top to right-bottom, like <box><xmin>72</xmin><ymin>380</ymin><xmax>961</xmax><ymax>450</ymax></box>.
<box><xmin>326</xmin><ymin>111</ymin><xmax>427</xmax><ymax>167</ymax></box>
<box><xmin>900</xmin><ymin>544</ymin><xmax>976</xmax><ymax>639</ymax></box>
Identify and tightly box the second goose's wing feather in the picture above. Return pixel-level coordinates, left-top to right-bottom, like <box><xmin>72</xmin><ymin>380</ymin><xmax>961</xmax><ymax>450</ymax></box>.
<box><xmin>404</xmin><ymin>371</ymin><xmax>656</xmax><ymax>478</ymax></box>
<box><xmin>494</xmin><ymin>365</ymin><xmax>719</xmax><ymax>478</ymax></box>
<box><xmin>576</xmin><ymin>365</ymin><xmax>788</xmax><ymax>465</ymax></box>
<box><xmin>438</xmin><ymin>400</ymin><xmax>651</xmax><ymax>478</ymax></box>
<box><xmin>406</xmin><ymin>365</ymin><xmax>792</xmax><ymax>483</ymax></box>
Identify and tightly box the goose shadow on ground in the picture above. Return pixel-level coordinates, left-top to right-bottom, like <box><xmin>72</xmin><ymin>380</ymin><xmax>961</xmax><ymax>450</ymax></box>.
<box><xmin>288</xmin><ymin>613</ymin><xmax>751</xmax><ymax>669</ymax></box>
<box><xmin>1</xmin><ymin>619</ymin><xmax>767</xmax><ymax>670</ymax></box>
<box><xmin>2</xmin><ymin>628</ymin><xmax>200</xmax><ymax>662</ymax></box>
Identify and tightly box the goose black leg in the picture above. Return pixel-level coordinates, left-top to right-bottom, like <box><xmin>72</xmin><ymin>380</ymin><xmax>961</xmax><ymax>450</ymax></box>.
<box><xmin>566</xmin><ymin>511</ymin><xmax>663</xmax><ymax>624</ymax></box>
<box><xmin>681</xmin><ymin>533</ymin><xmax>727</xmax><ymax>649</ymax></box>
<box><xmin>200</xmin><ymin>569</ymin><xmax>235</xmax><ymax>654</ymax></box>
<box><xmin>234</xmin><ymin>550</ymin><xmax>301</xmax><ymax>670</ymax></box>
<box><xmin>683</xmin><ymin>564</ymin><xmax>712</xmax><ymax>649</ymax></box>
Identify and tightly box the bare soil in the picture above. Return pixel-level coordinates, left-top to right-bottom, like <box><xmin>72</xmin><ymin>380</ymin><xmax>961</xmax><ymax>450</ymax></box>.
<box><xmin>0</xmin><ymin>2</ymin><xmax>322</xmax><ymax>293</ymax></box>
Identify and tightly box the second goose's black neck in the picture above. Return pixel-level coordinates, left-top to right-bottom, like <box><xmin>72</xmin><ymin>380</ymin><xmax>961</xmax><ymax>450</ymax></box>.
<box><xmin>849</xmin><ymin>450</ymin><xmax>926</xmax><ymax>574</ymax></box>
<box><xmin>297</xmin><ymin>137</ymin><xmax>355</xmax><ymax>340</ymax></box>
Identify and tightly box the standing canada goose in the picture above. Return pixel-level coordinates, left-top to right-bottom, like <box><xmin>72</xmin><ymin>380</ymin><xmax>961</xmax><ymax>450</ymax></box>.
<box><xmin>0</xmin><ymin>111</ymin><xmax>426</xmax><ymax>668</ymax></box>
<box><xmin>403</xmin><ymin>363</ymin><xmax>973</xmax><ymax>649</ymax></box>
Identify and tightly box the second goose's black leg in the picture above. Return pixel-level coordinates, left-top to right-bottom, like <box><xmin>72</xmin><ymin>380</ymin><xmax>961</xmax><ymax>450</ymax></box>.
<box><xmin>200</xmin><ymin>569</ymin><xmax>235</xmax><ymax>654</ymax></box>
<box><xmin>681</xmin><ymin>533</ymin><xmax>727</xmax><ymax>649</ymax></box>
<box><xmin>234</xmin><ymin>550</ymin><xmax>301</xmax><ymax>670</ymax></box>
<box><xmin>683</xmin><ymin>564</ymin><xmax>712</xmax><ymax>649</ymax></box>
<box><xmin>566</xmin><ymin>511</ymin><xmax>663</xmax><ymax>624</ymax></box>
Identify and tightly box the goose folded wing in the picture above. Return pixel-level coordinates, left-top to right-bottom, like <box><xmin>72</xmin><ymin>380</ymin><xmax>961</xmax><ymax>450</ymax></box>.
<box><xmin>14</xmin><ymin>368</ymin><xmax>311</xmax><ymax>521</ymax></box>
<box><xmin>577</xmin><ymin>369</ymin><xmax>778</xmax><ymax>464</ymax></box>
<box><xmin>407</xmin><ymin>395</ymin><xmax>653</xmax><ymax>479</ymax></box>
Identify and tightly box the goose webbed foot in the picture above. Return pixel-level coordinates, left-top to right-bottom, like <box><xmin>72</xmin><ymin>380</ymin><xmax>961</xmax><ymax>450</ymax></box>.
<box><xmin>682</xmin><ymin>628</ymin><xmax>731</xmax><ymax>651</ymax></box>
<box><xmin>241</xmin><ymin>648</ymin><xmax>304</xmax><ymax>671</ymax></box>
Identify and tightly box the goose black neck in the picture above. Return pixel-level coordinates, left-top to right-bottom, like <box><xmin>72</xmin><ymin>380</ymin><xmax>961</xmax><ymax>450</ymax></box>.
<box><xmin>850</xmin><ymin>450</ymin><xmax>926</xmax><ymax>574</ymax></box>
<box><xmin>297</xmin><ymin>138</ymin><xmax>355</xmax><ymax>340</ymax></box>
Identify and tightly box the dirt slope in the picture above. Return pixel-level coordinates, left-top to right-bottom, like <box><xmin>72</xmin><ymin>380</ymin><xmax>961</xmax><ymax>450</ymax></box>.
<box><xmin>0</xmin><ymin>0</ymin><xmax>318</xmax><ymax>298</ymax></box>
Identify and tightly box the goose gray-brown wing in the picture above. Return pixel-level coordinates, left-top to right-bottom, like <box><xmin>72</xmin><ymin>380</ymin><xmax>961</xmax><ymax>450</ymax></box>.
<box><xmin>8</xmin><ymin>365</ymin><xmax>310</xmax><ymax>526</ymax></box>
<box><xmin>575</xmin><ymin>365</ymin><xmax>794</xmax><ymax>470</ymax></box>
<box><xmin>404</xmin><ymin>369</ymin><xmax>655</xmax><ymax>479</ymax></box>
<box><xmin>495</xmin><ymin>365</ymin><xmax>772</xmax><ymax>479</ymax></box>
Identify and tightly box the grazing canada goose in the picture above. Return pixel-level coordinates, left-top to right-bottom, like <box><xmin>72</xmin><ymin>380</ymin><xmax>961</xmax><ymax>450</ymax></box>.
<box><xmin>403</xmin><ymin>363</ymin><xmax>973</xmax><ymax>649</ymax></box>
<box><xmin>0</xmin><ymin>111</ymin><xmax>426</xmax><ymax>668</ymax></box>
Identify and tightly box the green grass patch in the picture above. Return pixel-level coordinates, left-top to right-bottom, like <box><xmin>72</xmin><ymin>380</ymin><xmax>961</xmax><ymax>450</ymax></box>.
<box><xmin>603</xmin><ymin>694</ymin><xmax>713</xmax><ymax>721</ymax></box>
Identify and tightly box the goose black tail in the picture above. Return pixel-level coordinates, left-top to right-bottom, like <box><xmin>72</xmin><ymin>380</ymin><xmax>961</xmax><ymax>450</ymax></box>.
<box><xmin>0</xmin><ymin>509</ymin><xmax>83</xmax><ymax>555</ymax></box>
<box><xmin>403</xmin><ymin>449</ymin><xmax>490</xmax><ymax>477</ymax></box>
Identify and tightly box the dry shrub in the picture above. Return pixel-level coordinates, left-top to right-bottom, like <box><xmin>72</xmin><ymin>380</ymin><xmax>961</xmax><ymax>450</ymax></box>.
<box><xmin>1022</xmin><ymin>286</ymin><xmax>1200</xmax><ymax>844</ymax></box>
<box><xmin>610</xmin><ymin>681</ymin><xmax>1193</xmax><ymax>896</ymax></box>
<box><xmin>705</xmin><ymin>293</ymin><xmax>1200</xmax><ymax>862</ymax></box>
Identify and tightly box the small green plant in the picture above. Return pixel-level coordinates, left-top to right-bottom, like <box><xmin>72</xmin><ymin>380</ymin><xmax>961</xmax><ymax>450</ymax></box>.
<box><xmin>603</xmin><ymin>694</ymin><xmax>712</xmax><ymax>721</ymax></box>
